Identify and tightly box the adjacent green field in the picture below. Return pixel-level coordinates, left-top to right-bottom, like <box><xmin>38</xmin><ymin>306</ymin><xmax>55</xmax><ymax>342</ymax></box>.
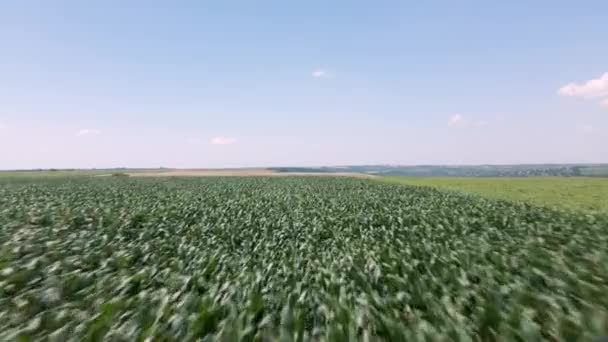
<box><xmin>1</xmin><ymin>177</ymin><xmax>607</xmax><ymax>340</ymax></box>
<box><xmin>0</xmin><ymin>169</ymin><xmax>161</xmax><ymax>179</ymax></box>
<box><xmin>382</xmin><ymin>177</ymin><xmax>608</xmax><ymax>213</ymax></box>
<box><xmin>0</xmin><ymin>170</ymin><xmax>111</xmax><ymax>178</ymax></box>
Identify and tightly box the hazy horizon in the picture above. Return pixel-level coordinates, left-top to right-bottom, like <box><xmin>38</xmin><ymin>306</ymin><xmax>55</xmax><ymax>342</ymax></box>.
<box><xmin>2</xmin><ymin>1</ymin><xmax>607</xmax><ymax>169</ymax></box>
<box><xmin>3</xmin><ymin>162</ymin><xmax>608</xmax><ymax>172</ymax></box>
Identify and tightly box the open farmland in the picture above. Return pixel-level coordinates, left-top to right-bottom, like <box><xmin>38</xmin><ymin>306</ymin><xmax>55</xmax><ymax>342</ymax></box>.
<box><xmin>1</xmin><ymin>177</ymin><xmax>608</xmax><ymax>340</ymax></box>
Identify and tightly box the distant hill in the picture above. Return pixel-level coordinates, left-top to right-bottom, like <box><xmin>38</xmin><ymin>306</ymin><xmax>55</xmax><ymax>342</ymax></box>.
<box><xmin>270</xmin><ymin>164</ymin><xmax>608</xmax><ymax>177</ymax></box>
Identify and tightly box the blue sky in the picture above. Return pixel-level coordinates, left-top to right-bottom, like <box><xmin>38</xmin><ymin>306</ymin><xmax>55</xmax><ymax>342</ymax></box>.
<box><xmin>1</xmin><ymin>0</ymin><xmax>606</xmax><ymax>169</ymax></box>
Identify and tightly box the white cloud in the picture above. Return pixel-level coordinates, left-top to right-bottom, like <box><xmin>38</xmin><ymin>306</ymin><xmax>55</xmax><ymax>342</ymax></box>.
<box><xmin>448</xmin><ymin>114</ymin><xmax>464</xmax><ymax>126</ymax></box>
<box><xmin>475</xmin><ymin>120</ymin><xmax>488</xmax><ymax>127</ymax></box>
<box><xmin>312</xmin><ymin>69</ymin><xmax>331</xmax><ymax>79</ymax></box>
<box><xmin>211</xmin><ymin>136</ymin><xmax>236</xmax><ymax>145</ymax></box>
<box><xmin>558</xmin><ymin>72</ymin><xmax>608</xmax><ymax>99</ymax></box>
<box><xmin>77</xmin><ymin>128</ymin><xmax>101</xmax><ymax>136</ymax></box>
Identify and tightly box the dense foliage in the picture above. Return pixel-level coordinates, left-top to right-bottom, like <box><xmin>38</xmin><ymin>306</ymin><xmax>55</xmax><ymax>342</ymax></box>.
<box><xmin>1</xmin><ymin>177</ymin><xmax>607</xmax><ymax>341</ymax></box>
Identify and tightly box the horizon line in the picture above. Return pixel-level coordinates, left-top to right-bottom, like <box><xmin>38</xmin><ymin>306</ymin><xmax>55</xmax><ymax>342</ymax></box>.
<box><xmin>2</xmin><ymin>162</ymin><xmax>608</xmax><ymax>172</ymax></box>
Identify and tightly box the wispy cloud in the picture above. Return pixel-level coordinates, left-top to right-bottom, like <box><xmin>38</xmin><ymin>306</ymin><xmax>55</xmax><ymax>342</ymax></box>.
<box><xmin>448</xmin><ymin>115</ymin><xmax>491</xmax><ymax>128</ymax></box>
<box><xmin>312</xmin><ymin>69</ymin><xmax>331</xmax><ymax>79</ymax></box>
<box><xmin>577</xmin><ymin>124</ymin><xmax>593</xmax><ymax>133</ymax></box>
<box><xmin>187</xmin><ymin>137</ymin><xmax>203</xmax><ymax>144</ymax></box>
<box><xmin>448</xmin><ymin>114</ymin><xmax>464</xmax><ymax>126</ymax></box>
<box><xmin>211</xmin><ymin>136</ymin><xmax>237</xmax><ymax>145</ymax></box>
<box><xmin>77</xmin><ymin>128</ymin><xmax>101</xmax><ymax>136</ymax></box>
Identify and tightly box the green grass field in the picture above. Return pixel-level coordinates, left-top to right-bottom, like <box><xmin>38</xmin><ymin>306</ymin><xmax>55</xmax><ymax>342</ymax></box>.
<box><xmin>381</xmin><ymin>177</ymin><xmax>608</xmax><ymax>213</ymax></box>
<box><xmin>0</xmin><ymin>170</ymin><xmax>120</xmax><ymax>178</ymax></box>
<box><xmin>0</xmin><ymin>169</ymin><xmax>162</xmax><ymax>179</ymax></box>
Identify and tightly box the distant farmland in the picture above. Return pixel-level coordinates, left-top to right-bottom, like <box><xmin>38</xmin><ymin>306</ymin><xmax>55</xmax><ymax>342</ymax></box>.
<box><xmin>271</xmin><ymin>163</ymin><xmax>608</xmax><ymax>177</ymax></box>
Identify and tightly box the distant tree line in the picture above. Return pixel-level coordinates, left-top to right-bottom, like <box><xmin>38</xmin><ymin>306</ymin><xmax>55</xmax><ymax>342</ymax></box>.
<box><xmin>270</xmin><ymin>164</ymin><xmax>608</xmax><ymax>177</ymax></box>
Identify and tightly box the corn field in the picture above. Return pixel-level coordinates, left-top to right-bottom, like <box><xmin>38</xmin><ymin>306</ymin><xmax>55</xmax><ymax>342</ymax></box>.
<box><xmin>1</xmin><ymin>177</ymin><xmax>607</xmax><ymax>341</ymax></box>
